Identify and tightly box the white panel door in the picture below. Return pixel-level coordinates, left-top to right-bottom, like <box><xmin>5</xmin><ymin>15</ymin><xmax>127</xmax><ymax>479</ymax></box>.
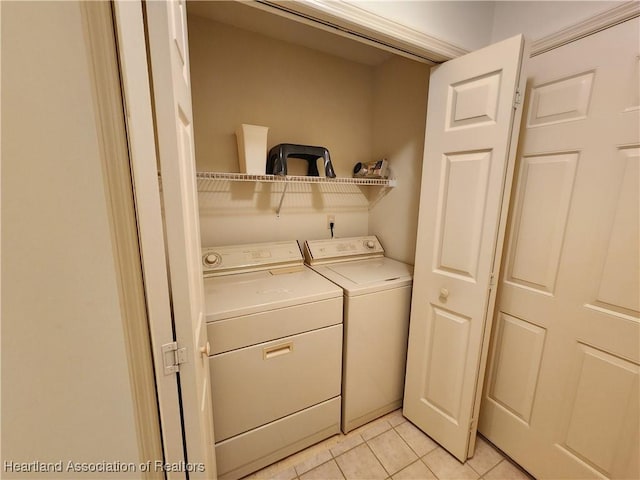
<box><xmin>146</xmin><ymin>1</ymin><xmax>217</xmax><ymax>477</ymax></box>
<box><xmin>479</xmin><ymin>18</ymin><xmax>639</xmax><ymax>480</ymax></box>
<box><xmin>112</xmin><ymin>1</ymin><xmax>187</xmax><ymax>474</ymax></box>
<box><xmin>404</xmin><ymin>34</ymin><xmax>527</xmax><ymax>462</ymax></box>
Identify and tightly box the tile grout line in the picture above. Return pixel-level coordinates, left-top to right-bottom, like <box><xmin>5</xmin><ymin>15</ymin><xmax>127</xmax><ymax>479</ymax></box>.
<box><xmin>363</xmin><ymin>422</ymin><xmax>430</xmax><ymax>479</ymax></box>
<box><xmin>388</xmin><ymin>420</ymin><xmax>442</xmax><ymax>478</ymax></box>
<box><xmin>384</xmin><ymin>423</ymin><xmax>420</xmax><ymax>477</ymax></box>
<box><xmin>301</xmin><ymin>422</ymin><xmax>446</xmax><ymax>480</ymax></box>
<box><xmin>331</xmin><ymin>453</ymin><xmax>348</xmax><ymax>480</ymax></box>
<box><xmin>363</xmin><ymin>438</ymin><xmax>393</xmax><ymax>479</ymax></box>
<box><xmin>250</xmin><ymin>417</ymin><xmax>527</xmax><ymax>480</ymax></box>
<box><xmin>478</xmin><ymin>457</ymin><xmax>506</xmax><ymax>480</ymax></box>
<box><xmin>263</xmin><ymin>411</ymin><xmax>486</xmax><ymax>480</ymax></box>
<box><xmin>298</xmin><ymin>414</ymin><xmax>400</xmax><ymax>479</ymax></box>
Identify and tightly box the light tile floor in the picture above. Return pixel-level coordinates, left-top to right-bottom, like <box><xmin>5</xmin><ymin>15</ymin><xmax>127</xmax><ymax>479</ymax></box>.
<box><xmin>244</xmin><ymin>410</ymin><xmax>535</xmax><ymax>480</ymax></box>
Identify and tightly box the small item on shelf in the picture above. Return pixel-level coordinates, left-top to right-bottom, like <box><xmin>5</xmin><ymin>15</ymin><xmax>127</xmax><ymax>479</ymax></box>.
<box><xmin>266</xmin><ymin>143</ymin><xmax>336</xmax><ymax>178</ymax></box>
<box><xmin>353</xmin><ymin>158</ymin><xmax>388</xmax><ymax>179</ymax></box>
<box><xmin>236</xmin><ymin>124</ymin><xmax>269</xmax><ymax>175</ymax></box>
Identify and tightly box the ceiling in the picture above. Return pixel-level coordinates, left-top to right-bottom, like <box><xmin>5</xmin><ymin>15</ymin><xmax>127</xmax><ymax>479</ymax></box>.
<box><xmin>186</xmin><ymin>0</ymin><xmax>398</xmax><ymax>66</ymax></box>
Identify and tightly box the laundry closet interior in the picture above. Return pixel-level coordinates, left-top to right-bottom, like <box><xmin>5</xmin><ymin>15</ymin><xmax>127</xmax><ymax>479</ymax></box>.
<box><xmin>186</xmin><ymin>2</ymin><xmax>435</xmax><ymax>477</ymax></box>
<box><xmin>187</xmin><ymin>1</ymin><xmax>429</xmax><ymax>260</ymax></box>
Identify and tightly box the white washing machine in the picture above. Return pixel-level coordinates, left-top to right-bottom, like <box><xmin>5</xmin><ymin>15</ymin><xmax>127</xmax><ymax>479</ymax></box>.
<box><xmin>303</xmin><ymin>235</ymin><xmax>413</xmax><ymax>433</ymax></box>
<box><xmin>202</xmin><ymin>240</ymin><xmax>343</xmax><ymax>480</ymax></box>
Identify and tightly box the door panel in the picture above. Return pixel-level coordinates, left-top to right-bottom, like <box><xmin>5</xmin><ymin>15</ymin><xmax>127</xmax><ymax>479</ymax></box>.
<box><xmin>423</xmin><ymin>307</ymin><xmax>471</xmax><ymax>421</ymax></box>
<box><xmin>146</xmin><ymin>0</ymin><xmax>217</xmax><ymax>477</ymax></box>
<box><xmin>480</xmin><ymin>18</ymin><xmax>639</xmax><ymax>480</ymax></box>
<box><xmin>486</xmin><ymin>313</ymin><xmax>545</xmax><ymax>424</ymax></box>
<box><xmin>447</xmin><ymin>71</ymin><xmax>502</xmax><ymax>129</ymax></box>
<box><xmin>505</xmin><ymin>151</ymin><xmax>578</xmax><ymax>293</ymax></box>
<box><xmin>595</xmin><ymin>146</ymin><xmax>638</xmax><ymax>313</ymax></box>
<box><xmin>403</xmin><ymin>34</ymin><xmax>527</xmax><ymax>462</ymax></box>
<box><xmin>559</xmin><ymin>344</ymin><xmax>638</xmax><ymax>476</ymax></box>
<box><xmin>526</xmin><ymin>71</ymin><xmax>594</xmax><ymax>127</ymax></box>
<box><xmin>437</xmin><ymin>150</ymin><xmax>492</xmax><ymax>280</ymax></box>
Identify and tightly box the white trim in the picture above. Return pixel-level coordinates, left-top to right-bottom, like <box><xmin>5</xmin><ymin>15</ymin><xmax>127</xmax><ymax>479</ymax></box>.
<box><xmin>79</xmin><ymin>3</ymin><xmax>165</xmax><ymax>475</ymax></box>
<box><xmin>257</xmin><ymin>0</ymin><xmax>468</xmax><ymax>63</ymax></box>
<box><xmin>0</xmin><ymin>2</ymin><xmax>3</xmax><ymax>460</ymax></box>
<box><xmin>531</xmin><ymin>1</ymin><xmax>640</xmax><ymax>56</ymax></box>
<box><xmin>145</xmin><ymin>0</ymin><xmax>218</xmax><ymax>475</ymax></box>
<box><xmin>260</xmin><ymin>1</ymin><xmax>640</xmax><ymax>61</ymax></box>
<box><xmin>112</xmin><ymin>1</ymin><xmax>187</xmax><ymax>478</ymax></box>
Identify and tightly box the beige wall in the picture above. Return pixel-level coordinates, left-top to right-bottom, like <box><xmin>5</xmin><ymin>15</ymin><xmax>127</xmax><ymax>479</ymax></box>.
<box><xmin>188</xmin><ymin>14</ymin><xmax>429</xmax><ymax>260</ymax></box>
<box><xmin>189</xmin><ymin>15</ymin><xmax>375</xmax><ymax>247</ymax></box>
<box><xmin>369</xmin><ymin>57</ymin><xmax>429</xmax><ymax>265</ymax></box>
<box><xmin>189</xmin><ymin>16</ymin><xmax>376</xmax><ymax>175</ymax></box>
<box><xmin>1</xmin><ymin>2</ymin><xmax>142</xmax><ymax>476</ymax></box>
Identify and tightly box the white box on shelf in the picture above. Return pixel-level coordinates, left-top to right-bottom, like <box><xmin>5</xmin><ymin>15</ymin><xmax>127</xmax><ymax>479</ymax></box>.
<box><xmin>236</xmin><ymin>124</ymin><xmax>269</xmax><ymax>175</ymax></box>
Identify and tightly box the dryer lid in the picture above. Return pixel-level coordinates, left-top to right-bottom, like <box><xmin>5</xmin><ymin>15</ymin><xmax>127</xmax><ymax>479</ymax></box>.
<box><xmin>203</xmin><ymin>266</ymin><xmax>342</xmax><ymax>321</ymax></box>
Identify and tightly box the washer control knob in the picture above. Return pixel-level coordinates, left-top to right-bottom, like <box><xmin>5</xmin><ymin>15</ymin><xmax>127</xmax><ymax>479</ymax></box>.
<box><xmin>366</xmin><ymin>240</ymin><xmax>375</xmax><ymax>249</ymax></box>
<box><xmin>204</xmin><ymin>253</ymin><xmax>220</xmax><ymax>267</ymax></box>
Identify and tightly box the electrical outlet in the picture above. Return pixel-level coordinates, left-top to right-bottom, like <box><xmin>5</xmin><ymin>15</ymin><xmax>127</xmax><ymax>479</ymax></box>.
<box><xmin>327</xmin><ymin>215</ymin><xmax>335</xmax><ymax>229</ymax></box>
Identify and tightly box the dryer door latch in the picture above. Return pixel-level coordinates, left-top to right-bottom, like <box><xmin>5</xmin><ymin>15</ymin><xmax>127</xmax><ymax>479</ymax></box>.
<box><xmin>162</xmin><ymin>341</ymin><xmax>188</xmax><ymax>375</ymax></box>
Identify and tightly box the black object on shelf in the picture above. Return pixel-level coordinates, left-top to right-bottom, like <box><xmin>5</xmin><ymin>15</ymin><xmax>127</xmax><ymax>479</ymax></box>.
<box><xmin>267</xmin><ymin>143</ymin><xmax>336</xmax><ymax>178</ymax></box>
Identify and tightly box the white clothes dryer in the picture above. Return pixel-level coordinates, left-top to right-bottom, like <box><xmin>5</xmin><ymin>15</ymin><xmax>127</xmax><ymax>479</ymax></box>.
<box><xmin>202</xmin><ymin>240</ymin><xmax>343</xmax><ymax>480</ymax></box>
<box><xmin>303</xmin><ymin>236</ymin><xmax>413</xmax><ymax>433</ymax></box>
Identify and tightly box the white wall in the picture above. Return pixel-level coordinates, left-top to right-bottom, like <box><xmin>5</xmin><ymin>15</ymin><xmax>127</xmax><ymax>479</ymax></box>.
<box><xmin>1</xmin><ymin>2</ymin><xmax>142</xmax><ymax>476</ymax></box>
<box><xmin>349</xmin><ymin>1</ymin><xmax>625</xmax><ymax>52</ymax></box>
<box><xmin>347</xmin><ymin>0</ymin><xmax>496</xmax><ymax>51</ymax></box>
<box><xmin>491</xmin><ymin>1</ymin><xmax>626</xmax><ymax>43</ymax></box>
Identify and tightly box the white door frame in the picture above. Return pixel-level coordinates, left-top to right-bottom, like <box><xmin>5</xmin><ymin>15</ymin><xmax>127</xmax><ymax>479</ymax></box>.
<box><xmin>144</xmin><ymin>0</ymin><xmax>217</xmax><ymax>474</ymax></box>
<box><xmin>112</xmin><ymin>1</ymin><xmax>187</xmax><ymax>477</ymax></box>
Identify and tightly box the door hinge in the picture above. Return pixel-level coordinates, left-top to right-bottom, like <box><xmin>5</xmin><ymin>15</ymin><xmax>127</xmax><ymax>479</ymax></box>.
<box><xmin>513</xmin><ymin>89</ymin><xmax>522</xmax><ymax>108</ymax></box>
<box><xmin>162</xmin><ymin>341</ymin><xmax>188</xmax><ymax>375</ymax></box>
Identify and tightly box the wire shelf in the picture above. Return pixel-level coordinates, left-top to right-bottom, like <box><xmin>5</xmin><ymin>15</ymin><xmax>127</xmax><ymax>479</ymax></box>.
<box><xmin>195</xmin><ymin>171</ymin><xmax>396</xmax><ymax>187</ymax></box>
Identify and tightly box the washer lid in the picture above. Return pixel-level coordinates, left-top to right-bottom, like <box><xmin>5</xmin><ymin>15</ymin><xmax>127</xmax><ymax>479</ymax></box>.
<box><xmin>327</xmin><ymin>257</ymin><xmax>410</xmax><ymax>284</ymax></box>
<box><xmin>313</xmin><ymin>257</ymin><xmax>413</xmax><ymax>296</ymax></box>
<box><xmin>204</xmin><ymin>265</ymin><xmax>342</xmax><ymax>321</ymax></box>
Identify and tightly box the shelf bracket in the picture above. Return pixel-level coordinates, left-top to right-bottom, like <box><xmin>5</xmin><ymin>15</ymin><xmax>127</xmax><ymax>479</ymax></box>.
<box><xmin>276</xmin><ymin>180</ymin><xmax>289</xmax><ymax>217</ymax></box>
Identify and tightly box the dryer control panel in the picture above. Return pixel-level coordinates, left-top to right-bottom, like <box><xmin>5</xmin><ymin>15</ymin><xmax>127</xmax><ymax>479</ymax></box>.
<box><xmin>202</xmin><ymin>241</ymin><xmax>303</xmax><ymax>277</ymax></box>
<box><xmin>304</xmin><ymin>236</ymin><xmax>384</xmax><ymax>265</ymax></box>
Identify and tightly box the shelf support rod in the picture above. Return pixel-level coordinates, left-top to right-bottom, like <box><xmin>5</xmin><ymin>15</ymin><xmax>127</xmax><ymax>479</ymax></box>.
<box><xmin>276</xmin><ymin>180</ymin><xmax>289</xmax><ymax>217</ymax></box>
